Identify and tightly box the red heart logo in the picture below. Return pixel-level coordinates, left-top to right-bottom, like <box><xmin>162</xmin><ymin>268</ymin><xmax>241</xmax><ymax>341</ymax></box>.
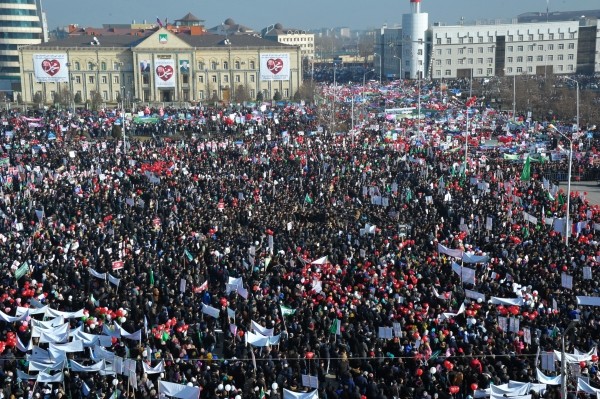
<box><xmin>156</xmin><ymin>65</ymin><xmax>174</xmax><ymax>81</ymax></box>
<box><xmin>41</xmin><ymin>59</ymin><xmax>61</xmax><ymax>76</ymax></box>
<box><xmin>266</xmin><ymin>58</ymin><xmax>284</xmax><ymax>74</ymax></box>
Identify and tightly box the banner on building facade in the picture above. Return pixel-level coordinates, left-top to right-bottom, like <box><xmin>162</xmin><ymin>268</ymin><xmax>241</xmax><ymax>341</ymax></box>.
<box><xmin>33</xmin><ymin>54</ymin><xmax>69</xmax><ymax>83</ymax></box>
<box><xmin>154</xmin><ymin>57</ymin><xmax>175</xmax><ymax>88</ymax></box>
<box><xmin>259</xmin><ymin>53</ymin><xmax>290</xmax><ymax>81</ymax></box>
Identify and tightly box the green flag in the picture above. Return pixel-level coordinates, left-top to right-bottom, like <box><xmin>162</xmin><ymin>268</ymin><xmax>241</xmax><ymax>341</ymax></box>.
<box><xmin>405</xmin><ymin>189</ymin><xmax>412</xmax><ymax>203</ymax></box>
<box><xmin>280</xmin><ymin>305</ymin><xmax>296</xmax><ymax>317</ymax></box>
<box><xmin>304</xmin><ymin>193</ymin><xmax>313</xmax><ymax>204</ymax></box>
<box><xmin>149</xmin><ymin>269</ymin><xmax>154</xmax><ymax>286</ymax></box>
<box><xmin>558</xmin><ymin>192</ymin><xmax>566</xmax><ymax>206</ymax></box>
<box><xmin>184</xmin><ymin>249</ymin><xmax>194</xmax><ymax>262</ymax></box>
<box><xmin>520</xmin><ymin>156</ymin><xmax>531</xmax><ymax>181</ymax></box>
<box><xmin>14</xmin><ymin>262</ymin><xmax>29</xmax><ymax>280</ymax></box>
<box><xmin>330</xmin><ymin>319</ymin><xmax>341</xmax><ymax>335</ymax></box>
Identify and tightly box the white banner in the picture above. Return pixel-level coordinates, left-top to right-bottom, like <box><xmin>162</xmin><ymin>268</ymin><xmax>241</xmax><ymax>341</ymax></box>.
<box><xmin>155</xmin><ymin>58</ymin><xmax>176</xmax><ymax>88</ymax></box>
<box><xmin>33</xmin><ymin>54</ymin><xmax>69</xmax><ymax>82</ymax></box>
<box><xmin>260</xmin><ymin>53</ymin><xmax>290</xmax><ymax>81</ymax></box>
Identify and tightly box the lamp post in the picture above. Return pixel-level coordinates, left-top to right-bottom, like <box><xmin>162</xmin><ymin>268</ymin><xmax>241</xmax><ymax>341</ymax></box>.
<box><xmin>465</xmin><ymin>68</ymin><xmax>473</xmax><ymax>168</ymax></box>
<box><xmin>393</xmin><ymin>55</ymin><xmax>402</xmax><ymax>80</ymax></box>
<box><xmin>563</xmin><ymin>77</ymin><xmax>580</xmax><ymax>133</ymax></box>
<box><xmin>551</xmin><ymin>127</ymin><xmax>573</xmax><ymax>247</ymax></box>
<box><xmin>373</xmin><ymin>53</ymin><xmax>382</xmax><ymax>84</ymax></box>
<box><xmin>561</xmin><ymin>321</ymin><xmax>579</xmax><ymax>399</ymax></box>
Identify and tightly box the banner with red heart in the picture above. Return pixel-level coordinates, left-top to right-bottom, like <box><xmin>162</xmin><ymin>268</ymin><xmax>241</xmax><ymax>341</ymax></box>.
<box><xmin>156</xmin><ymin>65</ymin><xmax>173</xmax><ymax>81</ymax></box>
<box><xmin>41</xmin><ymin>59</ymin><xmax>61</xmax><ymax>76</ymax></box>
<box><xmin>266</xmin><ymin>58</ymin><xmax>284</xmax><ymax>74</ymax></box>
<box><xmin>154</xmin><ymin>59</ymin><xmax>176</xmax><ymax>87</ymax></box>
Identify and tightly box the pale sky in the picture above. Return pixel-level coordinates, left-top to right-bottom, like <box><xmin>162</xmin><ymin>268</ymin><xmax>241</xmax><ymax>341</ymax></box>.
<box><xmin>43</xmin><ymin>0</ymin><xmax>599</xmax><ymax>32</ymax></box>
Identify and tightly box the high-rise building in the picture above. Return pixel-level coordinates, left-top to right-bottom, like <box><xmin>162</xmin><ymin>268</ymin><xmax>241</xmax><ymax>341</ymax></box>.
<box><xmin>0</xmin><ymin>0</ymin><xmax>43</xmax><ymax>91</ymax></box>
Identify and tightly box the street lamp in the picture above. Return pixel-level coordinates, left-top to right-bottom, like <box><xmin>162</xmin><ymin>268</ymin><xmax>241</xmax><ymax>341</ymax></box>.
<box><xmin>393</xmin><ymin>55</ymin><xmax>402</xmax><ymax>80</ymax></box>
<box><xmin>561</xmin><ymin>321</ymin><xmax>579</xmax><ymax>399</ymax></box>
<box><xmin>550</xmin><ymin>126</ymin><xmax>573</xmax><ymax>247</ymax></box>
<box><xmin>465</xmin><ymin>68</ymin><xmax>473</xmax><ymax>168</ymax></box>
<box><xmin>373</xmin><ymin>53</ymin><xmax>382</xmax><ymax>84</ymax></box>
<box><xmin>563</xmin><ymin>76</ymin><xmax>580</xmax><ymax>132</ymax></box>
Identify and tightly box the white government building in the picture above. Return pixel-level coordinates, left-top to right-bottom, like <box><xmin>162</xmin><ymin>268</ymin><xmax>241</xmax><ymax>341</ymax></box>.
<box><xmin>376</xmin><ymin>0</ymin><xmax>600</xmax><ymax>79</ymax></box>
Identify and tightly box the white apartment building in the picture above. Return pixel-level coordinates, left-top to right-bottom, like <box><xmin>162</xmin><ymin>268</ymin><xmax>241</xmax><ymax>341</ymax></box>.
<box><xmin>262</xmin><ymin>23</ymin><xmax>315</xmax><ymax>60</ymax></box>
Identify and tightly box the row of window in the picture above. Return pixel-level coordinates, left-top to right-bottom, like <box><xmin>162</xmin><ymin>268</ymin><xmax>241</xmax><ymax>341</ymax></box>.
<box><xmin>436</xmin><ymin>36</ymin><xmax>492</xmax><ymax>45</ymax></box>
<box><xmin>279</xmin><ymin>37</ymin><xmax>313</xmax><ymax>42</ymax></box>
<box><xmin>435</xmin><ymin>47</ymin><xmax>494</xmax><ymax>55</ymax></box>
<box><xmin>508</xmin><ymin>43</ymin><xmax>574</xmax><ymax>51</ymax></box>
<box><xmin>0</xmin><ymin>0</ymin><xmax>37</xmax><ymax>4</ymax></box>
<box><xmin>433</xmin><ymin>63</ymin><xmax>576</xmax><ymax>77</ymax></box>
<box><xmin>435</xmin><ymin>32</ymin><xmax>576</xmax><ymax>45</ymax></box>
<box><xmin>507</xmin><ymin>54</ymin><xmax>574</xmax><ymax>62</ymax></box>
<box><xmin>0</xmin><ymin>8</ymin><xmax>38</xmax><ymax>16</ymax></box>
<box><xmin>0</xmin><ymin>20</ymin><xmax>40</xmax><ymax>28</ymax></box>
<box><xmin>71</xmin><ymin>60</ymin><xmax>271</xmax><ymax>72</ymax></box>
<box><xmin>0</xmin><ymin>32</ymin><xmax>40</xmax><ymax>39</ymax></box>
<box><xmin>505</xmin><ymin>64</ymin><xmax>574</xmax><ymax>73</ymax></box>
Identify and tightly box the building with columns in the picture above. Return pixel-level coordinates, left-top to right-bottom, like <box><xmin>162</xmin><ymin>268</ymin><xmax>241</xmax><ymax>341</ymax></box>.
<box><xmin>18</xmin><ymin>28</ymin><xmax>303</xmax><ymax>105</ymax></box>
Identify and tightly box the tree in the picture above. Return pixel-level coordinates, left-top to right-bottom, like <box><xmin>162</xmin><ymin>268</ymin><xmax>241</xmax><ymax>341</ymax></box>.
<box><xmin>90</xmin><ymin>91</ymin><xmax>104</xmax><ymax>110</ymax></box>
<box><xmin>293</xmin><ymin>81</ymin><xmax>317</xmax><ymax>103</ymax></box>
<box><xmin>16</xmin><ymin>94</ymin><xmax>22</xmax><ymax>104</ymax></box>
<box><xmin>210</xmin><ymin>90</ymin><xmax>220</xmax><ymax>103</ymax></box>
<box><xmin>233</xmin><ymin>84</ymin><xmax>250</xmax><ymax>104</ymax></box>
<box><xmin>74</xmin><ymin>92</ymin><xmax>82</xmax><ymax>105</ymax></box>
<box><xmin>256</xmin><ymin>91</ymin><xmax>264</xmax><ymax>102</ymax></box>
<box><xmin>273</xmin><ymin>91</ymin><xmax>282</xmax><ymax>101</ymax></box>
<box><xmin>33</xmin><ymin>92</ymin><xmax>43</xmax><ymax>106</ymax></box>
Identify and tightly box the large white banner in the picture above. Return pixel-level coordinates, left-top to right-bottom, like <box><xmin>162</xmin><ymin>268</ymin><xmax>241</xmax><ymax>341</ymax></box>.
<box><xmin>33</xmin><ymin>54</ymin><xmax>69</xmax><ymax>82</ymax></box>
<box><xmin>154</xmin><ymin>58</ymin><xmax>175</xmax><ymax>88</ymax></box>
<box><xmin>260</xmin><ymin>53</ymin><xmax>290</xmax><ymax>81</ymax></box>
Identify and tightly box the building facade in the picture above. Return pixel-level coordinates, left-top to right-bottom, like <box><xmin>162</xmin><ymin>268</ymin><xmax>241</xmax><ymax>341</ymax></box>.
<box><xmin>0</xmin><ymin>0</ymin><xmax>43</xmax><ymax>91</ymax></box>
<box><xmin>377</xmin><ymin>0</ymin><xmax>600</xmax><ymax>79</ymax></box>
<box><xmin>262</xmin><ymin>24</ymin><xmax>315</xmax><ymax>60</ymax></box>
<box><xmin>18</xmin><ymin>28</ymin><xmax>303</xmax><ymax>105</ymax></box>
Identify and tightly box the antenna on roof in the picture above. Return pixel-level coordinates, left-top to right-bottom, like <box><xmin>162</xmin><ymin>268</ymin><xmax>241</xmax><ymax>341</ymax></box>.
<box><xmin>546</xmin><ymin>0</ymin><xmax>549</xmax><ymax>22</ymax></box>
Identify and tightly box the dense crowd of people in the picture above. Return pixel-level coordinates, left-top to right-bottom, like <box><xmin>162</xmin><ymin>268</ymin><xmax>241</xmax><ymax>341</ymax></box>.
<box><xmin>0</xmin><ymin>83</ymin><xmax>599</xmax><ymax>399</ymax></box>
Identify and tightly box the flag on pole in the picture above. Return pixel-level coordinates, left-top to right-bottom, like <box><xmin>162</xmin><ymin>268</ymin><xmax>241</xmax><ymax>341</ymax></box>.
<box><xmin>304</xmin><ymin>194</ymin><xmax>313</xmax><ymax>204</ymax></box>
<box><xmin>329</xmin><ymin>319</ymin><xmax>341</xmax><ymax>335</ymax></box>
<box><xmin>156</xmin><ymin>17</ymin><xmax>163</xmax><ymax>28</ymax></box>
<box><xmin>184</xmin><ymin>249</ymin><xmax>194</xmax><ymax>262</ymax></box>
<box><xmin>520</xmin><ymin>156</ymin><xmax>531</xmax><ymax>181</ymax></box>
<box><xmin>280</xmin><ymin>305</ymin><xmax>296</xmax><ymax>317</ymax></box>
<box><xmin>194</xmin><ymin>280</ymin><xmax>208</xmax><ymax>293</ymax></box>
<box><xmin>112</xmin><ymin>260</ymin><xmax>124</xmax><ymax>271</ymax></box>
<box><xmin>149</xmin><ymin>269</ymin><xmax>154</xmax><ymax>286</ymax></box>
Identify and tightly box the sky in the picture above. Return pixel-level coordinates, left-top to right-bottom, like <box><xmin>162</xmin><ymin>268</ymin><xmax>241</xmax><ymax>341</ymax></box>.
<box><xmin>43</xmin><ymin>0</ymin><xmax>600</xmax><ymax>32</ymax></box>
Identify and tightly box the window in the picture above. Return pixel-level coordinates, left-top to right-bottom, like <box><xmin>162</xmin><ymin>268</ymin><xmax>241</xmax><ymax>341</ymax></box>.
<box><xmin>528</xmin><ymin>45</ymin><xmax>534</xmax><ymax>51</ymax></box>
<box><xmin>88</xmin><ymin>75</ymin><xmax>95</xmax><ymax>84</ymax></box>
<box><xmin>102</xmin><ymin>91</ymin><xmax>108</xmax><ymax>100</ymax></box>
<box><xmin>249</xmin><ymin>61</ymin><xmax>255</xmax><ymax>69</ymax></box>
<box><xmin>101</xmin><ymin>62</ymin><xmax>107</xmax><ymax>71</ymax></box>
<box><xmin>458</xmin><ymin>59</ymin><xmax>464</xmax><ymax>65</ymax></box>
<box><xmin>536</xmin><ymin>56</ymin><xmax>543</xmax><ymax>61</ymax></box>
<box><xmin>446</xmin><ymin>38</ymin><xmax>451</xmax><ymax>44</ymax></box>
<box><xmin>569</xmin><ymin>32</ymin><xmax>575</xmax><ymax>39</ymax></box>
<box><xmin>223</xmin><ymin>61</ymin><xmax>229</xmax><ymax>69</ymax></box>
<box><xmin>436</xmin><ymin>59</ymin><xmax>441</xmax><ymax>66</ymax></box>
<box><xmin>518</xmin><ymin>35</ymin><xmax>523</xmax><ymax>41</ymax></box>
<box><xmin>506</xmin><ymin>67</ymin><xmax>513</xmax><ymax>73</ymax></box>
<box><xmin>199</xmin><ymin>90</ymin><xmax>204</xmax><ymax>99</ymax></box>
<box><xmin>75</xmin><ymin>76</ymin><xmax>81</xmax><ymax>84</ymax></box>
<box><xmin>88</xmin><ymin>62</ymin><xmax>94</xmax><ymax>70</ymax></box>
<box><xmin>468</xmin><ymin>48</ymin><xmax>473</xmax><ymax>54</ymax></box>
<box><xmin>446</xmin><ymin>59</ymin><xmax>451</xmax><ymax>65</ymax></box>
<box><xmin>547</xmin><ymin>55</ymin><xmax>553</xmax><ymax>61</ymax></box>
<box><xmin>517</xmin><ymin>46</ymin><xmax>523</xmax><ymax>51</ymax></box>
<box><xmin>113</xmin><ymin>62</ymin><xmax>120</xmax><ymax>70</ymax></box>
<box><xmin>468</xmin><ymin>58</ymin><xmax>473</xmax><ymax>64</ymax></box>
<box><xmin>284</xmin><ymin>89</ymin><xmax>289</xmax><ymax>98</ymax></box>
<box><xmin>568</xmin><ymin>54</ymin><xmax>574</xmax><ymax>60</ymax></box>
<box><xmin>469</xmin><ymin>37</ymin><xmax>474</xmax><ymax>43</ymax></box>
<box><xmin>538</xmin><ymin>45</ymin><xmax>543</xmax><ymax>51</ymax></box>
<box><xmin>516</xmin><ymin>66</ymin><xmax>523</xmax><ymax>73</ymax></box>
<box><xmin>211</xmin><ymin>75</ymin><xmax>217</xmax><ymax>83</ymax></box>
<box><xmin>74</xmin><ymin>61</ymin><xmax>80</xmax><ymax>71</ymax></box>
<box><xmin>568</xmin><ymin>43</ymin><xmax>574</xmax><ymax>49</ymax></box>
<box><xmin>113</xmin><ymin>76</ymin><xmax>119</xmax><ymax>84</ymax></box>
<box><xmin>558</xmin><ymin>55</ymin><xmax>563</xmax><ymax>61</ymax></box>
<box><xmin>142</xmin><ymin>75</ymin><xmax>149</xmax><ymax>85</ymax></box>
<box><xmin>558</xmin><ymin>44</ymin><xmax>564</xmax><ymax>50</ymax></box>
<box><xmin>436</xmin><ymin>38</ymin><xmax>441</xmax><ymax>44</ymax></box>
<box><xmin>517</xmin><ymin>56</ymin><xmax>523</xmax><ymax>62</ymax></box>
<box><xmin>528</xmin><ymin>34</ymin><xmax>534</xmax><ymax>41</ymax></box>
<box><xmin>539</xmin><ymin>34</ymin><xmax>544</xmax><ymax>40</ymax></box>
<box><xmin>76</xmin><ymin>90</ymin><xmax>81</xmax><ymax>99</ymax></box>
<box><xmin>507</xmin><ymin>46</ymin><xmax>513</xmax><ymax>52</ymax></box>
<box><xmin>114</xmin><ymin>91</ymin><xmax>119</xmax><ymax>100</ymax></box>
<box><xmin>527</xmin><ymin>56</ymin><xmax>533</xmax><ymax>62</ymax></box>
<box><xmin>235</xmin><ymin>75</ymin><xmax>240</xmax><ymax>83</ymax></box>
<box><xmin>235</xmin><ymin>61</ymin><xmax>240</xmax><ymax>69</ymax></box>
<box><xmin>568</xmin><ymin>64</ymin><xmax>574</xmax><ymax>71</ymax></box>
<box><xmin>478</xmin><ymin>47</ymin><xmax>483</xmax><ymax>53</ymax></box>
<box><xmin>199</xmin><ymin>75</ymin><xmax>204</xmax><ymax>83</ymax></box>
<box><xmin>508</xmin><ymin>35</ymin><xmax>513</xmax><ymax>42</ymax></box>
<box><xmin>477</xmin><ymin>58</ymin><xmax>483</xmax><ymax>64</ymax></box>
<box><xmin>487</xmin><ymin>46</ymin><xmax>494</xmax><ymax>53</ymax></box>
<box><xmin>101</xmin><ymin>76</ymin><xmax>107</xmax><ymax>84</ymax></box>
<box><xmin>250</xmin><ymin>75</ymin><xmax>255</xmax><ymax>82</ymax></box>
<box><xmin>212</xmin><ymin>90</ymin><xmax>217</xmax><ymax>98</ymax></box>
<box><xmin>436</xmin><ymin>49</ymin><xmax>442</xmax><ymax>55</ymax></box>
<box><xmin>446</xmin><ymin>49</ymin><xmax>451</xmax><ymax>55</ymax></box>
<box><xmin>557</xmin><ymin>65</ymin><xmax>564</xmax><ymax>71</ymax></box>
<box><xmin>417</xmin><ymin>49</ymin><xmax>423</xmax><ymax>55</ymax></box>
<box><xmin>250</xmin><ymin>89</ymin><xmax>255</xmax><ymax>99</ymax></box>
<box><xmin>435</xmin><ymin>70</ymin><xmax>441</xmax><ymax>76</ymax></box>
<box><xmin>548</xmin><ymin>44</ymin><xmax>554</xmax><ymax>50</ymax></box>
<box><xmin>477</xmin><ymin>68</ymin><xmax>483</xmax><ymax>74</ymax></box>
<box><xmin>458</xmin><ymin>48</ymin><xmax>464</xmax><ymax>55</ymax></box>
<box><xmin>223</xmin><ymin>75</ymin><xmax>229</xmax><ymax>83</ymax></box>
<box><xmin>487</xmin><ymin>58</ymin><xmax>493</xmax><ymax>63</ymax></box>
<box><xmin>459</xmin><ymin>37</ymin><xmax>464</xmax><ymax>44</ymax></box>
<box><xmin>182</xmin><ymin>75</ymin><xmax>189</xmax><ymax>84</ymax></box>
<box><xmin>507</xmin><ymin>57</ymin><xmax>513</xmax><ymax>62</ymax></box>
<box><xmin>198</xmin><ymin>62</ymin><xmax>205</xmax><ymax>70</ymax></box>
<box><xmin>211</xmin><ymin>61</ymin><xmax>217</xmax><ymax>70</ymax></box>
<box><xmin>445</xmin><ymin>69</ymin><xmax>451</xmax><ymax>76</ymax></box>
<box><xmin>559</xmin><ymin>33</ymin><xmax>564</xmax><ymax>39</ymax></box>
<box><xmin>549</xmin><ymin>33</ymin><xmax>554</xmax><ymax>40</ymax></box>
<box><xmin>527</xmin><ymin>66</ymin><xmax>532</xmax><ymax>73</ymax></box>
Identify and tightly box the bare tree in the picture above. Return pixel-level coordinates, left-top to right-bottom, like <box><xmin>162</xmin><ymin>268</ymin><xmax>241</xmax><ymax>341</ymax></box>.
<box><xmin>233</xmin><ymin>84</ymin><xmax>250</xmax><ymax>104</ymax></box>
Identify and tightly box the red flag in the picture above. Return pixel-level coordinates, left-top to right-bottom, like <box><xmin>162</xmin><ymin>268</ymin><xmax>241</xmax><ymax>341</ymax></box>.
<box><xmin>112</xmin><ymin>261</ymin><xmax>124</xmax><ymax>271</ymax></box>
<box><xmin>193</xmin><ymin>281</ymin><xmax>208</xmax><ymax>293</ymax></box>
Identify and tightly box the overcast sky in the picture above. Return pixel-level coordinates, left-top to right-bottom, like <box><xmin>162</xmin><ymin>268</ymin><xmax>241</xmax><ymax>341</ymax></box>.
<box><xmin>43</xmin><ymin>0</ymin><xmax>599</xmax><ymax>31</ymax></box>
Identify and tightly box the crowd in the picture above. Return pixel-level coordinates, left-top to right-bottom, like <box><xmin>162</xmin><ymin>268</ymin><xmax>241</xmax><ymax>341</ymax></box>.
<box><xmin>0</xmin><ymin>85</ymin><xmax>599</xmax><ymax>399</ymax></box>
